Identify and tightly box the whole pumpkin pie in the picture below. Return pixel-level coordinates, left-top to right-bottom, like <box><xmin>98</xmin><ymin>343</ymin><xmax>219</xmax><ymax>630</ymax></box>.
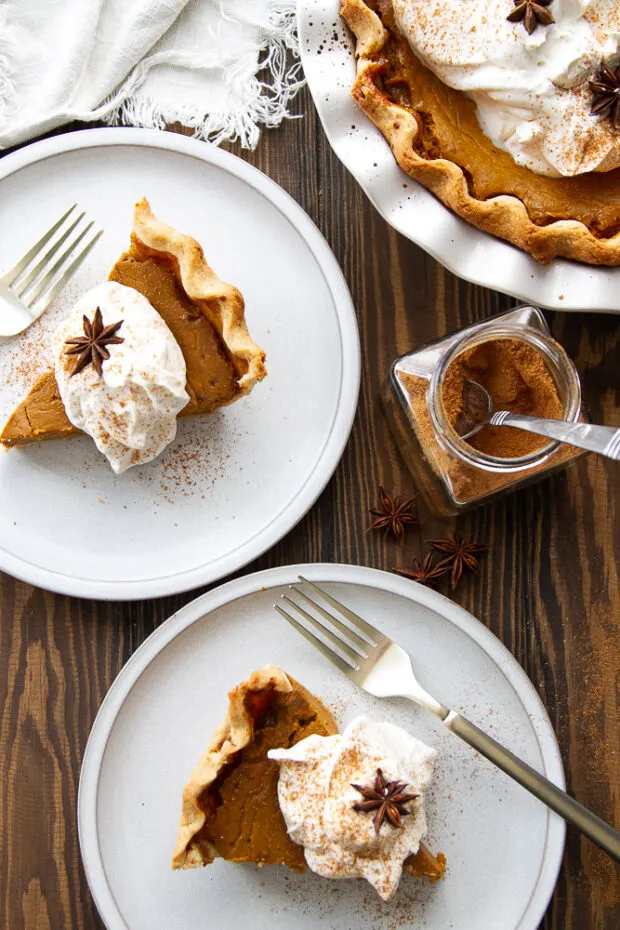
<box><xmin>341</xmin><ymin>0</ymin><xmax>620</xmax><ymax>264</ymax></box>
<box><xmin>172</xmin><ymin>666</ymin><xmax>446</xmax><ymax>888</ymax></box>
<box><xmin>0</xmin><ymin>198</ymin><xmax>266</xmax><ymax>448</ymax></box>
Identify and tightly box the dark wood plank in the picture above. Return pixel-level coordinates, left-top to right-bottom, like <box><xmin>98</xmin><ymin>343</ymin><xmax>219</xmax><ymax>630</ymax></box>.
<box><xmin>0</xmin><ymin>85</ymin><xmax>618</xmax><ymax>929</ymax></box>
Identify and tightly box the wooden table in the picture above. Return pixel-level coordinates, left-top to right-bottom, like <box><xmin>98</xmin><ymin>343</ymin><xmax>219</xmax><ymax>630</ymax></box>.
<box><xmin>0</xmin><ymin>89</ymin><xmax>618</xmax><ymax>930</ymax></box>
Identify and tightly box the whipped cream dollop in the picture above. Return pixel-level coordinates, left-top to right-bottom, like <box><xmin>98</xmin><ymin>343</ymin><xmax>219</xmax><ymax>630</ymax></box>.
<box><xmin>54</xmin><ymin>282</ymin><xmax>189</xmax><ymax>473</ymax></box>
<box><xmin>268</xmin><ymin>716</ymin><xmax>437</xmax><ymax>900</ymax></box>
<box><xmin>392</xmin><ymin>0</ymin><xmax>620</xmax><ymax>177</ymax></box>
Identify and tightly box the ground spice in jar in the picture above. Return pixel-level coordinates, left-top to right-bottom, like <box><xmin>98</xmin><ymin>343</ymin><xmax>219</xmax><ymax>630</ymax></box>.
<box><xmin>442</xmin><ymin>339</ymin><xmax>564</xmax><ymax>458</ymax></box>
<box><xmin>385</xmin><ymin>309</ymin><xmax>586</xmax><ymax>515</ymax></box>
<box><xmin>394</xmin><ymin>333</ymin><xmax>580</xmax><ymax>509</ymax></box>
<box><xmin>397</xmin><ymin>369</ymin><xmax>577</xmax><ymax>506</ymax></box>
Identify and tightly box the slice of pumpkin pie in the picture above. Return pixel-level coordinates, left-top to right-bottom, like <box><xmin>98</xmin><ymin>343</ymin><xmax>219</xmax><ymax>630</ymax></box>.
<box><xmin>172</xmin><ymin>666</ymin><xmax>446</xmax><ymax>898</ymax></box>
<box><xmin>0</xmin><ymin>198</ymin><xmax>266</xmax><ymax>469</ymax></box>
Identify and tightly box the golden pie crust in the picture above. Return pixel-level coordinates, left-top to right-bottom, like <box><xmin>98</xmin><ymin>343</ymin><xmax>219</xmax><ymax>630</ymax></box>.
<box><xmin>341</xmin><ymin>0</ymin><xmax>620</xmax><ymax>265</ymax></box>
<box><xmin>172</xmin><ymin>666</ymin><xmax>337</xmax><ymax>871</ymax></box>
<box><xmin>171</xmin><ymin>665</ymin><xmax>446</xmax><ymax>884</ymax></box>
<box><xmin>0</xmin><ymin>198</ymin><xmax>266</xmax><ymax>447</ymax></box>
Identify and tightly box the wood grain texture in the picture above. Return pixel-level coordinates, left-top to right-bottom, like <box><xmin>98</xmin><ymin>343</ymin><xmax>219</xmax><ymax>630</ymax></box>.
<box><xmin>0</xmin><ymin>88</ymin><xmax>619</xmax><ymax>929</ymax></box>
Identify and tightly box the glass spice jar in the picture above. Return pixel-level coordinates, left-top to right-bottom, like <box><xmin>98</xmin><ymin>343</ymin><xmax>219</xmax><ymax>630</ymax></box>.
<box><xmin>382</xmin><ymin>306</ymin><xmax>587</xmax><ymax>517</ymax></box>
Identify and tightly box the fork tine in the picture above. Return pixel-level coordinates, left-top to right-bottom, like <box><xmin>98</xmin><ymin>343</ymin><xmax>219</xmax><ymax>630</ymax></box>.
<box><xmin>26</xmin><ymin>226</ymin><xmax>100</xmax><ymax>309</ymax></box>
<box><xmin>37</xmin><ymin>229</ymin><xmax>104</xmax><ymax>310</ymax></box>
<box><xmin>12</xmin><ymin>212</ymin><xmax>86</xmax><ymax>298</ymax></box>
<box><xmin>298</xmin><ymin>576</ymin><xmax>385</xmax><ymax>644</ymax></box>
<box><xmin>290</xmin><ymin>586</ymin><xmax>372</xmax><ymax>650</ymax></box>
<box><xmin>281</xmin><ymin>594</ymin><xmax>366</xmax><ymax>662</ymax></box>
<box><xmin>3</xmin><ymin>205</ymin><xmax>77</xmax><ymax>285</ymax></box>
<box><xmin>24</xmin><ymin>221</ymin><xmax>93</xmax><ymax>305</ymax></box>
<box><xmin>35</xmin><ymin>230</ymin><xmax>103</xmax><ymax>312</ymax></box>
<box><xmin>274</xmin><ymin>604</ymin><xmax>357</xmax><ymax>675</ymax></box>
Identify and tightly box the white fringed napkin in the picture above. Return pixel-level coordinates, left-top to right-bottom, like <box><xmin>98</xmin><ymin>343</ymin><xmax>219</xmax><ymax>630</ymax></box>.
<box><xmin>0</xmin><ymin>0</ymin><xmax>303</xmax><ymax>151</ymax></box>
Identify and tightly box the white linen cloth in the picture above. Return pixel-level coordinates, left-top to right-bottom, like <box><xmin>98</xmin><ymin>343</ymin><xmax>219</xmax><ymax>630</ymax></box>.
<box><xmin>0</xmin><ymin>0</ymin><xmax>303</xmax><ymax>151</ymax></box>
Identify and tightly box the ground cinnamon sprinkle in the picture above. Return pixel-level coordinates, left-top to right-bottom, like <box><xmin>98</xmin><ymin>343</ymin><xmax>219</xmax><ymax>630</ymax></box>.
<box><xmin>442</xmin><ymin>339</ymin><xmax>564</xmax><ymax>459</ymax></box>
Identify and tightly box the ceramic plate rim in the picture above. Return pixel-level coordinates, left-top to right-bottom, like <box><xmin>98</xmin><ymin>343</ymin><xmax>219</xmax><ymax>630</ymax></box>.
<box><xmin>0</xmin><ymin>128</ymin><xmax>361</xmax><ymax>599</ymax></box>
<box><xmin>78</xmin><ymin>562</ymin><xmax>566</xmax><ymax>930</ymax></box>
<box><xmin>297</xmin><ymin>0</ymin><xmax>620</xmax><ymax>313</ymax></box>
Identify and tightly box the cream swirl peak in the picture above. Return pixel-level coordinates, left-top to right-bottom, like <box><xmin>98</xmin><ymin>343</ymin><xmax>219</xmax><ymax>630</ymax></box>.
<box><xmin>392</xmin><ymin>0</ymin><xmax>620</xmax><ymax>177</ymax></box>
<box><xmin>54</xmin><ymin>282</ymin><xmax>189</xmax><ymax>474</ymax></box>
<box><xmin>268</xmin><ymin>716</ymin><xmax>437</xmax><ymax>900</ymax></box>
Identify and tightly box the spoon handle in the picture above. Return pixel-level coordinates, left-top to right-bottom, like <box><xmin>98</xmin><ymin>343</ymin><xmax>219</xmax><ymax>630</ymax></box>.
<box><xmin>490</xmin><ymin>412</ymin><xmax>620</xmax><ymax>460</ymax></box>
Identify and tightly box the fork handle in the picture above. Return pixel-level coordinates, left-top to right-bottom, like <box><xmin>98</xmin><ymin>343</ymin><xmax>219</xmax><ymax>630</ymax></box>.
<box><xmin>446</xmin><ymin>713</ymin><xmax>620</xmax><ymax>861</ymax></box>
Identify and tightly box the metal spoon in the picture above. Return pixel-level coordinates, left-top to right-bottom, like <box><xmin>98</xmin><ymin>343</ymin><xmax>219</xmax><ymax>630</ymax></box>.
<box><xmin>456</xmin><ymin>379</ymin><xmax>620</xmax><ymax>460</ymax></box>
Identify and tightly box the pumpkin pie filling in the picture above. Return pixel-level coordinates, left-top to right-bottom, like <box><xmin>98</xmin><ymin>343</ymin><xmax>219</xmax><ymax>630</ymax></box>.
<box><xmin>193</xmin><ymin>682</ymin><xmax>337</xmax><ymax>870</ymax></box>
<box><xmin>110</xmin><ymin>247</ymin><xmax>238</xmax><ymax>414</ymax></box>
<box><xmin>367</xmin><ymin>0</ymin><xmax>620</xmax><ymax>235</ymax></box>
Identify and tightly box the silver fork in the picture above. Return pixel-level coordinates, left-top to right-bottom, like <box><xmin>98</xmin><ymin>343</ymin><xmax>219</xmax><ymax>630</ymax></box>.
<box><xmin>0</xmin><ymin>205</ymin><xmax>103</xmax><ymax>337</ymax></box>
<box><xmin>275</xmin><ymin>576</ymin><xmax>620</xmax><ymax>861</ymax></box>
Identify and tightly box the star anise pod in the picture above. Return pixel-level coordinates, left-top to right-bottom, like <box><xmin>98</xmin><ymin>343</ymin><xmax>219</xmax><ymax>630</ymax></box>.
<box><xmin>64</xmin><ymin>307</ymin><xmax>125</xmax><ymax>378</ymax></box>
<box><xmin>429</xmin><ymin>534</ymin><xmax>488</xmax><ymax>589</ymax></box>
<box><xmin>352</xmin><ymin>768</ymin><xmax>419</xmax><ymax>833</ymax></box>
<box><xmin>393</xmin><ymin>552</ymin><xmax>449</xmax><ymax>588</ymax></box>
<box><xmin>507</xmin><ymin>0</ymin><xmax>554</xmax><ymax>35</ymax></box>
<box><xmin>590</xmin><ymin>62</ymin><xmax>620</xmax><ymax>129</ymax></box>
<box><xmin>367</xmin><ymin>486</ymin><xmax>418</xmax><ymax>542</ymax></box>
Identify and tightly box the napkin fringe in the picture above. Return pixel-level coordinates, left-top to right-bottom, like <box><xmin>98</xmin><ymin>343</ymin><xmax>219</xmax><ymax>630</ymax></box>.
<box><xmin>98</xmin><ymin>2</ymin><xmax>304</xmax><ymax>150</ymax></box>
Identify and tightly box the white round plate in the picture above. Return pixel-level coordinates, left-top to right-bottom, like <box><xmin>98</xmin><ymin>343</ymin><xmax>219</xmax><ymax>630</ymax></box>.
<box><xmin>0</xmin><ymin>129</ymin><xmax>360</xmax><ymax>599</ymax></box>
<box><xmin>298</xmin><ymin>0</ymin><xmax>620</xmax><ymax>312</ymax></box>
<box><xmin>78</xmin><ymin>563</ymin><xmax>565</xmax><ymax>930</ymax></box>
